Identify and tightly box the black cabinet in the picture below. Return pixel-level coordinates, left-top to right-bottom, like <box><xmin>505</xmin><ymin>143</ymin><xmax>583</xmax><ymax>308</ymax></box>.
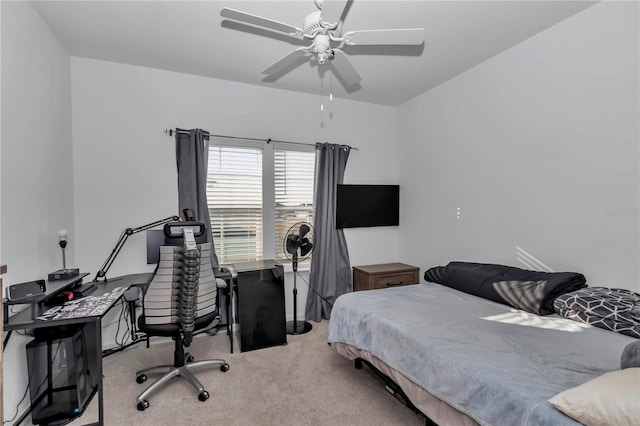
<box><xmin>233</xmin><ymin>260</ymin><xmax>286</xmax><ymax>352</ymax></box>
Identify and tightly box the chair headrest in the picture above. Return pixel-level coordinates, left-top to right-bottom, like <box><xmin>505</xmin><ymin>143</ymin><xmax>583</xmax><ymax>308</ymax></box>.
<box><xmin>163</xmin><ymin>221</ymin><xmax>206</xmax><ymax>239</ymax></box>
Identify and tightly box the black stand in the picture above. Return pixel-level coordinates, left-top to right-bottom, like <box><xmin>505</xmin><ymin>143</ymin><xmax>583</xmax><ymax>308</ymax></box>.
<box><xmin>286</xmin><ymin>253</ymin><xmax>312</xmax><ymax>335</ymax></box>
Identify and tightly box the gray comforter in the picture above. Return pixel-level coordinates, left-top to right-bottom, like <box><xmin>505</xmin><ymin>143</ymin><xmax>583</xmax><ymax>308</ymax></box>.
<box><xmin>328</xmin><ymin>283</ymin><xmax>635</xmax><ymax>426</ymax></box>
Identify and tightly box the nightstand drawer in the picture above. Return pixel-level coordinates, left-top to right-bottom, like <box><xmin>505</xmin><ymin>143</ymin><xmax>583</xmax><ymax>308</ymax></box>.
<box><xmin>353</xmin><ymin>263</ymin><xmax>420</xmax><ymax>292</ymax></box>
<box><xmin>370</xmin><ymin>272</ymin><xmax>418</xmax><ymax>290</ymax></box>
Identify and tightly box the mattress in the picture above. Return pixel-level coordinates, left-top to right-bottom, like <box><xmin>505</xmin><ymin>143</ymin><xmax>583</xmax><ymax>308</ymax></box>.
<box><xmin>334</xmin><ymin>342</ymin><xmax>479</xmax><ymax>426</ymax></box>
<box><xmin>328</xmin><ymin>283</ymin><xmax>635</xmax><ymax>426</ymax></box>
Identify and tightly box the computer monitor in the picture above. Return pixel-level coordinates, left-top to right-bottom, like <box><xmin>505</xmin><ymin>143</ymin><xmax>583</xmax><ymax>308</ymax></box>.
<box><xmin>146</xmin><ymin>229</ymin><xmax>165</xmax><ymax>264</ymax></box>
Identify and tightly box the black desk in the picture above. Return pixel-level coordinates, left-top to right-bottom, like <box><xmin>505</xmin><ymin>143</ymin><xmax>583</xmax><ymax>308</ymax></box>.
<box><xmin>3</xmin><ymin>273</ymin><xmax>153</xmax><ymax>426</ymax></box>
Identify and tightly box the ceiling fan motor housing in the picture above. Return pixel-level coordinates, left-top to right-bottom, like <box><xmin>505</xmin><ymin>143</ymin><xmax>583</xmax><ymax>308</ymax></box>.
<box><xmin>304</xmin><ymin>10</ymin><xmax>324</xmax><ymax>35</ymax></box>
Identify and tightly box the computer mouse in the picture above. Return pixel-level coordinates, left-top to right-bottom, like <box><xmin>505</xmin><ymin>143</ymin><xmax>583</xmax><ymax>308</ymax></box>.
<box><xmin>220</xmin><ymin>267</ymin><xmax>229</xmax><ymax>273</ymax></box>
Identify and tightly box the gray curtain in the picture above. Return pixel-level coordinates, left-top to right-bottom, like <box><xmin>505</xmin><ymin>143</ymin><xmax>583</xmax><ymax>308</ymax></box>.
<box><xmin>175</xmin><ymin>128</ymin><xmax>219</xmax><ymax>267</ymax></box>
<box><xmin>305</xmin><ymin>143</ymin><xmax>352</xmax><ymax>322</ymax></box>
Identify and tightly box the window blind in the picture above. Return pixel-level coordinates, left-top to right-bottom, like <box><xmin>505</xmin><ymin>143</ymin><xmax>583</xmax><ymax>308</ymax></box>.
<box><xmin>207</xmin><ymin>146</ymin><xmax>263</xmax><ymax>263</ymax></box>
<box><xmin>274</xmin><ymin>149</ymin><xmax>316</xmax><ymax>262</ymax></box>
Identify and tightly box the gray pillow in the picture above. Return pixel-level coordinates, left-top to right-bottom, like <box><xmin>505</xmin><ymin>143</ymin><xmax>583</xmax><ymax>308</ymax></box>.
<box><xmin>621</xmin><ymin>340</ymin><xmax>640</xmax><ymax>369</ymax></box>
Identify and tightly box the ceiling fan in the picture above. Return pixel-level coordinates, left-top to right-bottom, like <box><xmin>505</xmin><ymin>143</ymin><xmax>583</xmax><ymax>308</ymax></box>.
<box><xmin>220</xmin><ymin>0</ymin><xmax>425</xmax><ymax>87</ymax></box>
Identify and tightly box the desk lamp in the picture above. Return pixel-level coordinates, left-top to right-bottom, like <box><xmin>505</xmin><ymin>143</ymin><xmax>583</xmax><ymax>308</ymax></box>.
<box><xmin>48</xmin><ymin>229</ymin><xmax>80</xmax><ymax>281</ymax></box>
<box><xmin>93</xmin><ymin>215</ymin><xmax>180</xmax><ymax>282</ymax></box>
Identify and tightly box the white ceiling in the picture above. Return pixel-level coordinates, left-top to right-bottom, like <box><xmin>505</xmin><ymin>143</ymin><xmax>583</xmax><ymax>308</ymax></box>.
<box><xmin>32</xmin><ymin>0</ymin><xmax>597</xmax><ymax>106</ymax></box>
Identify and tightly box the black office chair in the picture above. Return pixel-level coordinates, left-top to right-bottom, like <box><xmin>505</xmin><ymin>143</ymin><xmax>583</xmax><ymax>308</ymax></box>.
<box><xmin>134</xmin><ymin>222</ymin><xmax>229</xmax><ymax>412</ymax></box>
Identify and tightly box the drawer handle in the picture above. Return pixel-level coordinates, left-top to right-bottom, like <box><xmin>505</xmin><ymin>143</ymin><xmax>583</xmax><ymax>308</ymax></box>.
<box><xmin>386</xmin><ymin>281</ymin><xmax>404</xmax><ymax>287</ymax></box>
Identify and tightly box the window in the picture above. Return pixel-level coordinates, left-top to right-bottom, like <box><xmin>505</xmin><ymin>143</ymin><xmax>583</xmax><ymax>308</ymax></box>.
<box><xmin>274</xmin><ymin>149</ymin><xmax>315</xmax><ymax>262</ymax></box>
<box><xmin>207</xmin><ymin>141</ymin><xmax>315</xmax><ymax>265</ymax></box>
<box><xmin>208</xmin><ymin>146</ymin><xmax>263</xmax><ymax>263</ymax></box>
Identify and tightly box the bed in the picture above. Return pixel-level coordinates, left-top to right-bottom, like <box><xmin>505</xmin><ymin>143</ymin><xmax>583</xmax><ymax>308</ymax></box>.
<box><xmin>327</xmin><ymin>263</ymin><xmax>639</xmax><ymax>426</ymax></box>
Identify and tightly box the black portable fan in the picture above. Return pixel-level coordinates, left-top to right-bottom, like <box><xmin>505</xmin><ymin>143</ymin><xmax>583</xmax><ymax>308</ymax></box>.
<box><xmin>283</xmin><ymin>222</ymin><xmax>314</xmax><ymax>335</ymax></box>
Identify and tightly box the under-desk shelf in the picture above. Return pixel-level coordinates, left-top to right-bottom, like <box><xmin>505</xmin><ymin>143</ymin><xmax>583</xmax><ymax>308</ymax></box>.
<box><xmin>3</xmin><ymin>273</ymin><xmax>89</xmax><ymax>325</ymax></box>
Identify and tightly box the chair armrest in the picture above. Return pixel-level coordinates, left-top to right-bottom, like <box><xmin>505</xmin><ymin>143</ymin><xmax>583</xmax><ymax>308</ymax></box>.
<box><xmin>124</xmin><ymin>287</ymin><xmax>141</xmax><ymax>302</ymax></box>
<box><xmin>215</xmin><ymin>278</ymin><xmax>228</xmax><ymax>289</ymax></box>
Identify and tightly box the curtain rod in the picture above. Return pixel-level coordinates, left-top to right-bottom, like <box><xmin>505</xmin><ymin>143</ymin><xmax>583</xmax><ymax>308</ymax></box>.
<box><xmin>163</xmin><ymin>128</ymin><xmax>358</xmax><ymax>151</ymax></box>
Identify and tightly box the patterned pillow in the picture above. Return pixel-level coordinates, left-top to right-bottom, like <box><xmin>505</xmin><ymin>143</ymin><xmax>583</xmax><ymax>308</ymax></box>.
<box><xmin>553</xmin><ymin>287</ymin><xmax>640</xmax><ymax>338</ymax></box>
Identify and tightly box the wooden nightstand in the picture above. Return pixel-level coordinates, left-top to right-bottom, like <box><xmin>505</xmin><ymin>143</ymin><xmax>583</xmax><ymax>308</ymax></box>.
<box><xmin>352</xmin><ymin>263</ymin><xmax>420</xmax><ymax>292</ymax></box>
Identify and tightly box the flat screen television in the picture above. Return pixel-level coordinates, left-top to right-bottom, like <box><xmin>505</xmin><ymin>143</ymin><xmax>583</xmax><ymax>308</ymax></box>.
<box><xmin>336</xmin><ymin>184</ymin><xmax>399</xmax><ymax>229</ymax></box>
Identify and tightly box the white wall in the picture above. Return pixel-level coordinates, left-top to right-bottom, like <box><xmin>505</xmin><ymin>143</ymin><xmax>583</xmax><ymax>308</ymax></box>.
<box><xmin>397</xmin><ymin>1</ymin><xmax>639</xmax><ymax>291</ymax></box>
<box><xmin>1</xmin><ymin>1</ymin><xmax>74</xmax><ymax>420</ymax></box>
<box><xmin>1</xmin><ymin>2</ymin><xmax>75</xmax><ymax>289</ymax></box>
<box><xmin>70</xmin><ymin>58</ymin><xmax>398</xmax><ymax>319</ymax></box>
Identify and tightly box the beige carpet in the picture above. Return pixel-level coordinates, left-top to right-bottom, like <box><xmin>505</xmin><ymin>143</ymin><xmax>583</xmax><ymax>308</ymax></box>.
<box><xmin>72</xmin><ymin>320</ymin><xmax>425</xmax><ymax>426</ymax></box>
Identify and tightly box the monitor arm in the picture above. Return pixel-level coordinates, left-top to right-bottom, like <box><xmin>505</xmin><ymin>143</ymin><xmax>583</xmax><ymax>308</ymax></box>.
<box><xmin>93</xmin><ymin>215</ymin><xmax>180</xmax><ymax>282</ymax></box>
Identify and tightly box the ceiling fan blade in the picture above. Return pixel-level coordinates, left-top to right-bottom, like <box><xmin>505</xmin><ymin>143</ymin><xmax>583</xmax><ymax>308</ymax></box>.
<box><xmin>331</xmin><ymin>49</ymin><xmax>361</xmax><ymax>86</ymax></box>
<box><xmin>262</xmin><ymin>47</ymin><xmax>308</xmax><ymax>75</ymax></box>
<box><xmin>343</xmin><ymin>28</ymin><xmax>425</xmax><ymax>46</ymax></box>
<box><xmin>221</xmin><ymin>7</ymin><xmax>303</xmax><ymax>37</ymax></box>
<box><xmin>320</xmin><ymin>0</ymin><xmax>351</xmax><ymax>27</ymax></box>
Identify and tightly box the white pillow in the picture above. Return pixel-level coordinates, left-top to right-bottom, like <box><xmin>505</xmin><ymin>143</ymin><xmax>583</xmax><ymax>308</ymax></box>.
<box><xmin>549</xmin><ymin>368</ymin><xmax>640</xmax><ymax>426</ymax></box>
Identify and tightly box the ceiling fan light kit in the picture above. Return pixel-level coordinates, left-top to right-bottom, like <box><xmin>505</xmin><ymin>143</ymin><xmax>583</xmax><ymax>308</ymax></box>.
<box><xmin>220</xmin><ymin>0</ymin><xmax>425</xmax><ymax>88</ymax></box>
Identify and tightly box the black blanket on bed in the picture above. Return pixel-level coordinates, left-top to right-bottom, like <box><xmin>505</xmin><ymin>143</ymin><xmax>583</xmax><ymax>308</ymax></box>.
<box><xmin>424</xmin><ymin>262</ymin><xmax>587</xmax><ymax>315</ymax></box>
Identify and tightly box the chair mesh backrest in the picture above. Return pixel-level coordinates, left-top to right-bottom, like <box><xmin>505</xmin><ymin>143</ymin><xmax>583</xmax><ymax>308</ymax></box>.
<box><xmin>143</xmin><ymin>242</ymin><xmax>218</xmax><ymax>346</ymax></box>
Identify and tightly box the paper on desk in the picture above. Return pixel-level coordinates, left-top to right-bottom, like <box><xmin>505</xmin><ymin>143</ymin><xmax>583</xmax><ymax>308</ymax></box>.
<box><xmin>37</xmin><ymin>288</ymin><xmax>126</xmax><ymax>320</ymax></box>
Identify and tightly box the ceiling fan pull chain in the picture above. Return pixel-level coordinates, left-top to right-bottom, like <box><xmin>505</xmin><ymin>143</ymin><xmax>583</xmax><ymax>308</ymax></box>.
<box><xmin>320</xmin><ymin>74</ymin><xmax>325</xmax><ymax>113</ymax></box>
<box><xmin>329</xmin><ymin>66</ymin><xmax>334</xmax><ymax>102</ymax></box>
